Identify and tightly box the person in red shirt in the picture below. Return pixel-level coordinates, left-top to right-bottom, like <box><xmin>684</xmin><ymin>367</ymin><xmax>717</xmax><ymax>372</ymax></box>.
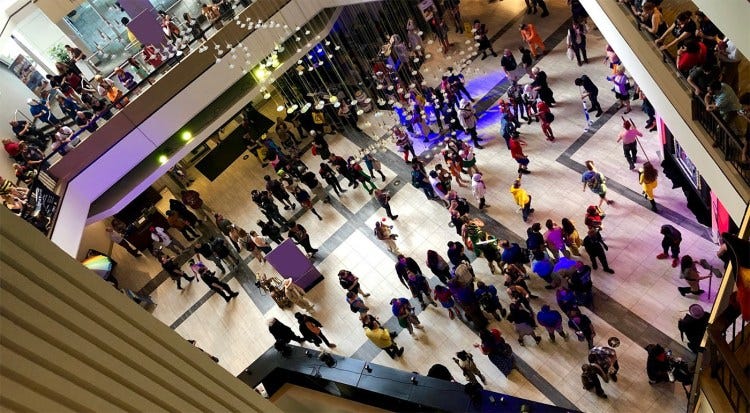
<box><xmin>535</xmin><ymin>99</ymin><xmax>556</xmax><ymax>141</ymax></box>
<box><xmin>509</xmin><ymin>134</ymin><xmax>531</xmax><ymax>174</ymax></box>
<box><xmin>676</xmin><ymin>40</ymin><xmax>707</xmax><ymax>74</ymax></box>
<box><xmin>2</xmin><ymin>138</ymin><xmax>23</xmax><ymax>162</ymax></box>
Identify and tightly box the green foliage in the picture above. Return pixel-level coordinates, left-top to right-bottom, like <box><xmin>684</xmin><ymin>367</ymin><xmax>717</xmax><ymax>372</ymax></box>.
<box><xmin>48</xmin><ymin>43</ymin><xmax>72</xmax><ymax>64</ymax></box>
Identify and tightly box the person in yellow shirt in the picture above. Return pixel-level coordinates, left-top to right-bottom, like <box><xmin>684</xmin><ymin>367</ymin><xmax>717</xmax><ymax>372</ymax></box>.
<box><xmin>509</xmin><ymin>176</ymin><xmax>534</xmax><ymax>222</ymax></box>
<box><xmin>639</xmin><ymin>161</ymin><xmax>659</xmax><ymax>212</ymax></box>
<box><xmin>363</xmin><ymin>315</ymin><xmax>403</xmax><ymax>358</ymax></box>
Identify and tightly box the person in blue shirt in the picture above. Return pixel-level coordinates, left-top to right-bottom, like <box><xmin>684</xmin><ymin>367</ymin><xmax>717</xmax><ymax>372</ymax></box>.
<box><xmin>500</xmin><ymin>240</ymin><xmax>525</xmax><ymax>265</ymax></box>
<box><xmin>27</xmin><ymin>98</ymin><xmax>60</xmax><ymax>125</ymax></box>
<box><xmin>532</xmin><ymin>250</ymin><xmax>555</xmax><ymax>286</ymax></box>
<box><xmin>537</xmin><ymin>304</ymin><xmax>568</xmax><ymax>342</ymax></box>
<box><xmin>56</xmin><ymin>95</ymin><xmax>79</xmax><ymax>119</ymax></box>
<box><xmin>391</xmin><ymin>297</ymin><xmax>424</xmax><ymax>337</ymax></box>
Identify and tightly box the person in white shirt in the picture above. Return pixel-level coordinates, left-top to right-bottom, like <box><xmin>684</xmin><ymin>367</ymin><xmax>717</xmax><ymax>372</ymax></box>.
<box><xmin>149</xmin><ymin>226</ymin><xmax>184</xmax><ymax>255</ymax></box>
<box><xmin>52</xmin><ymin>125</ymin><xmax>77</xmax><ymax>155</ymax></box>
<box><xmin>106</xmin><ymin>227</ymin><xmax>141</xmax><ymax>257</ymax></box>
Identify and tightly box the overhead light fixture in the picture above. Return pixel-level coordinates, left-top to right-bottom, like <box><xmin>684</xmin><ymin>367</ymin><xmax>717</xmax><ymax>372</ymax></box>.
<box><xmin>181</xmin><ymin>131</ymin><xmax>192</xmax><ymax>141</ymax></box>
<box><xmin>158</xmin><ymin>155</ymin><xmax>168</xmax><ymax>164</ymax></box>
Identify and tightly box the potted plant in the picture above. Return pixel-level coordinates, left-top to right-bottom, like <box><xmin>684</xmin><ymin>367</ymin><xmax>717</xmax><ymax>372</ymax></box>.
<box><xmin>48</xmin><ymin>43</ymin><xmax>72</xmax><ymax>65</ymax></box>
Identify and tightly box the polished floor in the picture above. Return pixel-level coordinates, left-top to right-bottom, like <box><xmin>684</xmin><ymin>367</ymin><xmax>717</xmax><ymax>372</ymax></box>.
<box><xmin>110</xmin><ymin>1</ymin><xmax>724</xmax><ymax>411</ymax></box>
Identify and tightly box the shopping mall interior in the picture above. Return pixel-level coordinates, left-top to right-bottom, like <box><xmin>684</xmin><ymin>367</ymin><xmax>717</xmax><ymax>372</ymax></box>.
<box><xmin>1</xmin><ymin>0</ymin><xmax>749</xmax><ymax>412</ymax></box>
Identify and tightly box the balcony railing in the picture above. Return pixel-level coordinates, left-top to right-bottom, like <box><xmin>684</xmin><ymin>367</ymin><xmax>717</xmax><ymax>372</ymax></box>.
<box><xmin>617</xmin><ymin>2</ymin><xmax>749</xmax><ymax>188</ymax></box>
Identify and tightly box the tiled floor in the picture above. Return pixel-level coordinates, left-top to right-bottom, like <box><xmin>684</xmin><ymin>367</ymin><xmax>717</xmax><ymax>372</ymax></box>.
<box><xmin>109</xmin><ymin>0</ymin><xmax>725</xmax><ymax>411</ymax></box>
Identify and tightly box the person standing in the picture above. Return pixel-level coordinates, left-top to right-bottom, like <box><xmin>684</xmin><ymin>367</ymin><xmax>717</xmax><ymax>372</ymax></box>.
<box><xmin>283</xmin><ymin>277</ymin><xmax>315</xmax><ymax>312</ymax></box>
<box><xmin>363</xmin><ymin>315</ymin><xmax>404</xmax><ymax>358</ymax></box>
<box><xmin>292</xmin><ymin>187</ymin><xmax>323</xmax><ymax>221</ymax></box>
<box><xmin>678</xmin><ymin>255</ymin><xmax>711</xmax><ymax>296</ymax></box>
<box><xmin>453</xmin><ymin>350</ymin><xmax>487</xmax><ymax>384</ymax></box>
<box><xmin>426</xmin><ymin>250</ymin><xmax>451</xmax><ymax>284</ymax></box>
<box><xmin>519</xmin><ymin>24</ymin><xmax>546</xmax><ymax>59</ymax></box>
<box><xmin>566</xmin><ymin>19</ymin><xmax>589</xmax><ymax>66</ymax></box>
<box><xmin>374</xmin><ymin>189</ymin><xmax>398</xmax><ymax>219</ymax></box>
<box><xmin>607</xmin><ymin>66</ymin><xmax>632</xmax><ymax>114</ymax></box>
<box><xmin>106</xmin><ymin>227</ymin><xmax>142</xmax><ymax>257</ymax></box>
<box><xmin>537</xmin><ymin>305</ymin><xmax>568</xmax><ymax>342</ymax></box>
<box><xmin>583</xmin><ymin>228</ymin><xmax>614</xmax><ymax>273</ymax></box>
<box><xmin>391</xmin><ymin>297</ymin><xmax>424</xmax><ymax>339</ymax></box>
<box><xmin>338</xmin><ymin>269</ymin><xmax>370</xmax><ymax>298</ymax></box>
<box><xmin>535</xmin><ymin>99</ymin><xmax>556</xmax><ymax>141</ymax></box>
<box><xmin>434</xmin><ymin>285</ymin><xmax>462</xmax><ymax>320</ymax></box>
<box><xmin>581</xmin><ymin>363</ymin><xmax>608</xmax><ymax>399</ymax></box>
<box><xmin>347</xmin><ymin>291</ymin><xmax>370</xmax><ymax>315</ymax></box>
<box><xmin>616</xmin><ymin>121</ymin><xmax>642</xmax><ymax>170</ymax></box>
<box><xmin>395</xmin><ymin>254</ymin><xmax>423</xmax><ymax>289</ymax></box>
<box><xmin>257</xmin><ymin>220</ymin><xmax>284</xmax><ymax>244</ymax></box>
<box><xmin>264</xmin><ymin>175</ymin><xmax>296</xmax><ymax>210</ymax></box>
<box><xmin>679</xmin><ymin>304</ymin><xmax>710</xmax><ymax>353</ymax></box>
<box><xmin>364</xmin><ymin>153</ymin><xmax>387</xmax><ymax>182</ymax></box>
<box><xmin>288</xmin><ymin>222</ymin><xmax>318</xmax><ymax>255</ymax></box>
<box><xmin>159</xmin><ymin>254</ymin><xmax>194</xmax><ymax>290</ymax></box>
<box><xmin>475</xmin><ymin>281</ymin><xmax>507</xmax><ymax>321</ymax></box>
<box><xmin>393</xmin><ymin>126</ymin><xmax>417</xmax><ymax>163</ymax></box>
<box><xmin>190</xmin><ymin>260</ymin><xmax>239</xmax><ymax>302</ymax></box>
<box><xmin>211</xmin><ymin>235</ymin><xmax>239</xmax><ymax>269</ymax></box>
<box><xmin>500</xmin><ymin>49</ymin><xmax>519</xmax><ymax>82</ymax></box>
<box><xmin>458</xmin><ymin>99</ymin><xmax>483</xmax><ymax>149</ymax></box>
<box><xmin>411</xmin><ymin>164</ymin><xmax>437</xmax><ymax>200</ymax></box>
<box><xmin>589</xmin><ymin>343</ymin><xmax>620</xmax><ymax>383</ymax></box>
<box><xmin>150</xmin><ymin>226</ymin><xmax>184</xmax><ymax>255</ymax></box>
<box><xmin>574</xmin><ymin>75</ymin><xmax>603</xmax><ymax>117</ymax></box>
<box><xmin>319</xmin><ymin>162</ymin><xmax>347</xmax><ymax>198</ymax></box>
<box><xmin>639</xmin><ymin>161</ymin><xmax>659</xmax><ymax>212</ymax></box>
<box><xmin>582</xmin><ymin>161</ymin><xmax>614</xmax><ymax>206</ymax></box>
<box><xmin>194</xmin><ymin>241</ymin><xmax>227</xmax><ymax>274</ymax></box>
<box><xmin>657</xmin><ymin>224</ymin><xmax>682</xmax><ymax>267</ymax></box>
<box><xmin>237</xmin><ymin>228</ymin><xmax>267</xmax><ymax>263</ymax></box>
<box><xmin>295</xmin><ymin>312</ymin><xmax>336</xmax><ymax>348</ymax></box>
<box><xmin>507</xmin><ymin>301</ymin><xmax>542</xmax><ymax>346</ymax></box>
<box><xmin>474</xmin><ymin>20</ymin><xmax>497</xmax><ymax>60</ymax></box>
<box><xmin>510</xmin><ymin>177</ymin><xmax>534</xmax><ymax>222</ymax></box>
<box><xmin>166</xmin><ymin>210</ymin><xmax>200</xmax><ymax>242</ymax></box>
<box><xmin>471</xmin><ymin>173</ymin><xmax>489</xmax><ymax>210</ymax></box>
<box><xmin>509</xmin><ymin>135</ymin><xmax>531</xmax><ymax>174</ymax></box>
<box><xmin>561</xmin><ymin>218</ymin><xmax>583</xmax><ymax>256</ymax></box>
<box><xmin>407</xmin><ymin>270</ymin><xmax>437</xmax><ymax>310</ymax></box>
<box><xmin>568</xmin><ymin>307</ymin><xmax>596</xmax><ymax>349</ymax></box>
<box><xmin>474</xmin><ymin>328</ymin><xmax>515</xmax><ymax>376</ymax></box>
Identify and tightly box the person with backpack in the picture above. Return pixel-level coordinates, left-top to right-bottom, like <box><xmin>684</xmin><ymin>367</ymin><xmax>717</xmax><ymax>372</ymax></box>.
<box><xmin>581</xmin><ymin>363</ymin><xmax>608</xmax><ymax>399</ymax></box>
<box><xmin>338</xmin><ymin>269</ymin><xmax>370</xmax><ymax>299</ymax></box>
<box><xmin>570</xmin><ymin>263</ymin><xmax>595</xmax><ymax>308</ymax></box>
<box><xmin>295</xmin><ymin>312</ymin><xmax>336</xmax><ymax>348</ymax></box>
<box><xmin>453</xmin><ymin>350</ymin><xmax>487</xmax><ymax>384</ymax></box>
<box><xmin>568</xmin><ymin>306</ymin><xmax>596</xmax><ymax>349</ymax></box>
<box><xmin>507</xmin><ymin>301</ymin><xmax>542</xmax><ymax>346</ymax></box>
<box><xmin>346</xmin><ymin>291</ymin><xmax>369</xmax><ymax>315</ymax></box>
<box><xmin>391</xmin><ymin>297</ymin><xmax>424</xmax><ymax>339</ymax></box>
<box><xmin>474</xmin><ymin>328</ymin><xmax>515</xmax><ymax>376</ymax></box>
<box><xmin>264</xmin><ymin>174</ymin><xmax>296</xmax><ymax>210</ymax></box>
<box><xmin>678</xmin><ymin>304</ymin><xmax>710</xmax><ymax>353</ymax></box>
<box><xmin>581</xmin><ymin>160</ymin><xmax>614</xmax><ymax>207</ymax></box>
<box><xmin>407</xmin><ymin>269</ymin><xmax>437</xmax><ymax>310</ymax></box>
<box><xmin>583</xmin><ymin>228</ymin><xmax>615</xmax><ymax>274</ymax></box>
<box><xmin>475</xmin><ymin>281</ymin><xmax>507</xmax><ymax>321</ymax></box>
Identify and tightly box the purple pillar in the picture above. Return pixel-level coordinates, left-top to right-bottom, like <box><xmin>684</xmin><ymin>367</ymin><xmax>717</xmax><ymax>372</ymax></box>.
<box><xmin>119</xmin><ymin>0</ymin><xmax>167</xmax><ymax>47</ymax></box>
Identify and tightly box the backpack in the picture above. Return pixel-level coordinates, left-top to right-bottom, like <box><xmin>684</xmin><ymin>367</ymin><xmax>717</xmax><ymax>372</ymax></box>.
<box><xmin>411</xmin><ymin>170</ymin><xmax>424</xmax><ymax>188</ymax></box>
<box><xmin>478</xmin><ymin>291</ymin><xmax>496</xmax><ymax>310</ymax></box>
<box><xmin>339</xmin><ymin>276</ymin><xmax>354</xmax><ymax>290</ymax></box>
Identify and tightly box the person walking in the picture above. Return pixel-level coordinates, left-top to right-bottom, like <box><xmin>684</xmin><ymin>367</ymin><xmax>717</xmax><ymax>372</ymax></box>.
<box><xmin>394</xmin><ymin>126</ymin><xmax>417</xmax><ymax>163</ymax></box>
<box><xmin>507</xmin><ymin>301</ymin><xmax>542</xmax><ymax>346</ymax></box>
<box><xmin>519</xmin><ymin>24</ymin><xmax>546</xmax><ymax>59</ymax></box>
<box><xmin>434</xmin><ymin>285</ymin><xmax>462</xmax><ymax>320</ymax></box>
<box><xmin>566</xmin><ymin>19</ymin><xmax>589</xmax><ymax>66</ymax></box>
<box><xmin>678</xmin><ymin>255</ymin><xmax>712</xmax><ymax>296</ymax></box>
<box><xmin>407</xmin><ymin>270</ymin><xmax>437</xmax><ymax>310</ymax></box>
<box><xmin>458</xmin><ymin>99</ymin><xmax>483</xmax><ymax>149</ymax></box>
<box><xmin>268</xmin><ymin>317</ymin><xmax>305</xmax><ymax>348</ymax></box>
<box><xmin>510</xmin><ymin>177</ymin><xmax>534</xmax><ymax>222</ymax></box>
<box><xmin>568</xmin><ymin>307</ymin><xmax>596</xmax><ymax>349</ymax></box>
<box><xmin>347</xmin><ymin>291</ymin><xmax>370</xmax><ymax>315</ymax></box>
<box><xmin>338</xmin><ymin>269</ymin><xmax>370</xmax><ymax>298</ymax></box>
<box><xmin>237</xmin><ymin>228</ymin><xmax>267</xmax><ymax>263</ymax></box>
<box><xmin>639</xmin><ymin>161</ymin><xmax>659</xmax><ymax>212</ymax></box>
<box><xmin>283</xmin><ymin>277</ymin><xmax>315</xmax><ymax>312</ymax></box>
<box><xmin>471</xmin><ymin>173</ymin><xmax>489</xmax><ymax>210</ymax></box>
<box><xmin>657</xmin><ymin>224</ymin><xmax>682</xmax><ymax>267</ymax></box>
<box><xmin>374</xmin><ymin>220</ymin><xmax>400</xmax><ymax>254</ymax></box>
<box><xmin>500</xmin><ymin>49</ymin><xmax>519</xmax><ymax>82</ymax></box>
<box><xmin>292</xmin><ymin>186</ymin><xmax>323</xmax><ymax>221</ymax></box>
<box><xmin>509</xmin><ymin>135</ymin><xmax>531</xmax><ymax>174</ymax></box>
<box><xmin>475</xmin><ymin>281</ymin><xmax>507</xmax><ymax>321</ymax></box>
<box><xmin>453</xmin><ymin>350</ymin><xmax>487</xmax><ymax>384</ymax></box>
<box><xmin>391</xmin><ymin>297</ymin><xmax>424</xmax><ymax>339</ymax></box>
<box><xmin>426</xmin><ymin>250</ymin><xmax>452</xmax><ymax>284</ymax></box>
<box><xmin>211</xmin><ymin>236</ymin><xmax>239</xmax><ymax>269</ymax></box>
<box><xmin>474</xmin><ymin>20</ymin><xmax>497</xmax><ymax>60</ymax></box>
<box><xmin>616</xmin><ymin>120</ymin><xmax>642</xmax><ymax>170</ymax></box>
<box><xmin>288</xmin><ymin>222</ymin><xmax>318</xmax><ymax>256</ymax></box>
<box><xmin>348</xmin><ymin>156</ymin><xmax>377</xmax><ymax>195</ymax></box>
<box><xmin>106</xmin><ymin>227</ymin><xmax>142</xmax><ymax>257</ymax></box>
<box><xmin>561</xmin><ymin>218</ymin><xmax>583</xmax><ymax>256</ymax></box>
<box><xmin>295</xmin><ymin>312</ymin><xmax>336</xmax><ymax>348</ymax></box>
<box><xmin>575</xmin><ymin>75</ymin><xmax>603</xmax><ymax>117</ymax></box>
<box><xmin>582</xmin><ymin>160</ymin><xmax>614</xmax><ymax>206</ymax></box>
<box><xmin>257</xmin><ymin>220</ymin><xmax>284</xmax><ymax>244</ymax></box>
<box><xmin>607</xmin><ymin>66</ymin><xmax>632</xmax><ymax>114</ymax></box>
<box><xmin>150</xmin><ymin>226</ymin><xmax>184</xmax><ymax>255</ymax></box>
<box><xmin>363</xmin><ymin>315</ymin><xmax>404</xmax><ymax>358</ymax></box>
<box><xmin>679</xmin><ymin>304</ymin><xmax>710</xmax><ymax>353</ymax></box>
<box><xmin>535</xmin><ymin>98</ymin><xmax>556</xmax><ymax>141</ymax></box>
<box><xmin>374</xmin><ymin>189</ymin><xmax>398</xmax><ymax>219</ymax></box>
<box><xmin>583</xmin><ymin>228</ymin><xmax>615</xmax><ymax>273</ymax></box>
<box><xmin>264</xmin><ymin>175</ymin><xmax>296</xmax><ymax>210</ymax></box>
<box><xmin>544</xmin><ymin>219</ymin><xmax>568</xmax><ymax>260</ymax></box>
<box><xmin>411</xmin><ymin>164</ymin><xmax>437</xmax><ymax>200</ymax></box>
<box><xmin>194</xmin><ymin>240</ymin><xmax>227</xmax><ymax>274</ymax></box>
<box><xmin>159</xmin><ymin>254</ymin><xmax>194</xmax><ymax>290</ymax></box>
<box><xmin>537</xmin><ymin>305</ymin><xmax>568</xmax><ymax>342</ymax></box>
<box><xmin>474</xmin><ymin>328</ymin><xmax>515</xmax><ymax>376</ymax></box>
<box><xmin>395</xmin><ymin>254</ymin><xmax>422</xmax><ymax>289</ymax></box>
<box><xmin>589</xmin><ymin>343</ymin><xmax>620</xmax><ymax>383</ymax></box>
<box><xmin>190</xmin><ymin>260</ymin><xmax>239</xmax><ymax>302</ymax></box>
<box><xmin>581</xmin><ymin>363</ymin><xmax>608</xmax><ymax>399</ymax></box>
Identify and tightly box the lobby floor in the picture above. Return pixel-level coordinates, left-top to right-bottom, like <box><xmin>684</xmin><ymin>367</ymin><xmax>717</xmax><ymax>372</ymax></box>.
<box><xmin>111</xmin><ymin>0</ymin><xmax>724</xmax><ymax>411</ymax></box>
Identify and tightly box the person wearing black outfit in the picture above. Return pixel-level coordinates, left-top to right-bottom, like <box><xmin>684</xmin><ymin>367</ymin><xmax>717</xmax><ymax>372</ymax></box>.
<box><xmin>169</xmin><ymin>198</ymin><xmax>200</xmax><ymax>227</ymax></box>
<box><xmin>295</xmin><ymin>312</ymin><xmax>337</xmax><ymax>348</ymax></box>
<box><xmin>288</xmin><ymin>222</ymin><xmax>317</xmax><ymax>255</ymax></box>
<box><xmin>312</xmin><ymin>131</ymin><xmax>331</xmax><ymax>159</ymax></box>
<box><xmin>194</xmin><ymin>241</ymin><xmax>226</xmax><ymax>273</ymax></box>
<box><xmin>447</xmin><ymin>68</ymin><xmax>473</xmax><ymax>101</ymax></box>
<box><xmin>268</xmin><ymin>317</ymin><xmax>305</xmax><ymax>351</ymax></box>
<box><xmin>524</xmin><ymin>0</ymin><xmax>549</xmax><ymax>17</ymax></box>
<box><xmin>329</xmin><ymin>154</ymin><xmax>358</xmax><ymax>188</ymax></box>
<box><xmin>678</xmin><ymin>304</ymin><xmax>710</xmax><ymax>353</ymax></box>
<box><xmin>211</xmin><ymin>236</ymin><xmax>239</xmax><ymax>269</ymax></box>
<box><xmin>447</xmin><ymin>241</ymin><xmax>471</xmax><ymax>267</ymax></box>
<box><xmin>264</xmin><ymin>175</ymin><xmax>296</xmax><ymax>210</ymax></box>
<box><xmin>583</xmin><ymin>228</ymin><xmax>614</xmax><ymax>273</ymax></box>
<box><xmin>256</xmin><ymin>190</ymin><xmax>289</xmax><ymax>229</ymax></box>
<box><xmin>319</xmin><ymin>162</ymin><xmax>347</xmax><ymax>198</ymax></box>
<box><xmin>395</xmin><ymin>254</ymin><xmax>422</xmax><ymax>288</ymax></box>
<box><xmin>574</xmin><ymin>75</ymin><xmax>603</xmax><ymax>117</ymax></box>
<box><xmin>567</xmin><ymin>307</ymin><xmax>596</xmax><ymax>349</ymax></box>
<box><xmin>374</xmin><ymin>189</ymin><xmax>398</xmax><ymax>219</ymax></box>
<box><xmin>257</xmin><ymin>220</ymin><xmax>284</xmax><ymax>244</ymax></box>
<box><xmin>159</xmin><ymin>254</ymin><xmax>194</xmax><ymax>290</ymax></box>
<box><xmin>299</xmin><ymin>170</ymin><xmax>330</xmax><ymax>204</ymax></box>
<box><xmin>192</xmin><ymin>260</ymin><xmax>239</xmax><ymax>302</ymax></box>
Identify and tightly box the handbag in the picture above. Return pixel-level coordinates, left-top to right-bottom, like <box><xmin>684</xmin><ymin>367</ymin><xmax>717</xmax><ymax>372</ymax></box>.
<box><xmin>567</xmin><ymin>47</ymin><xmax>575</xmax><ymax>61</ymax></box>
